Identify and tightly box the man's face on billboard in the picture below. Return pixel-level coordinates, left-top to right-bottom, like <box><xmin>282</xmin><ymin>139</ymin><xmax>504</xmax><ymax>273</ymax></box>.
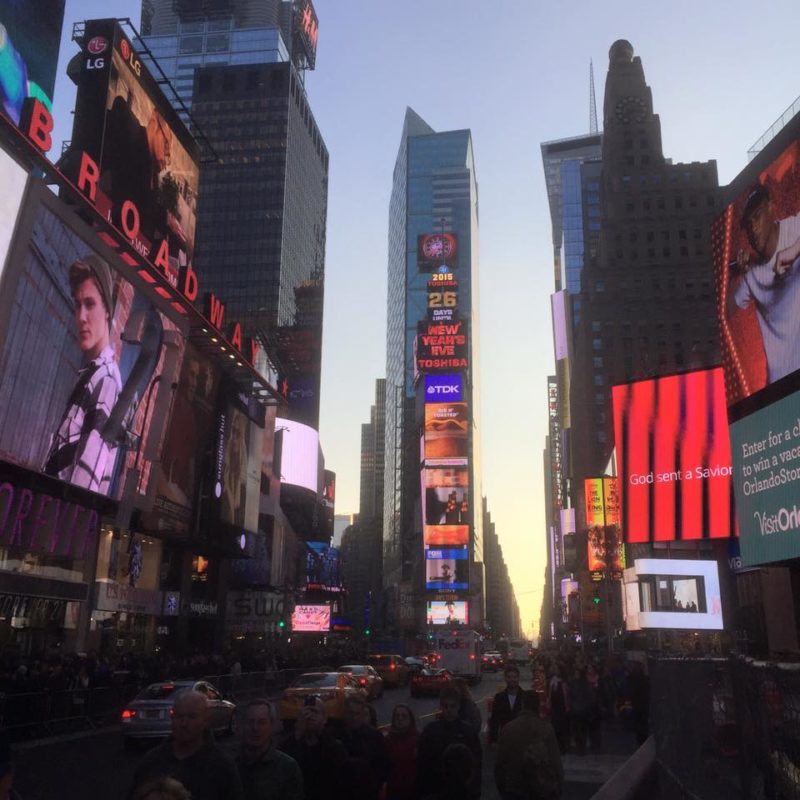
<box><xmin>744</xmin><ymin>199</ymin><xmax>774</xmax><ymax>260</ymax></box>
<box><xmin>184</xmin><ymin>358</ymin><xmax>200</xmax><ymax>398</ymax></box>
<box><xmin>147</xmin><ymin>113</ymin><xmax>172</xmax><ymax>173</ymax></box>
<box><xmin>73</xmin><ymin>278</ymin><xmax>109</xmax><ymax>359</ymax></box>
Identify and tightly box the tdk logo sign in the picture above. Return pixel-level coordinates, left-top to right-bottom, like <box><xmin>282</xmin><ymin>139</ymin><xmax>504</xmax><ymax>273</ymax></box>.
<box><xmin>425</xmin><ymin>374</ymin><xmax>462</xmax><ymax>403</ymax></box>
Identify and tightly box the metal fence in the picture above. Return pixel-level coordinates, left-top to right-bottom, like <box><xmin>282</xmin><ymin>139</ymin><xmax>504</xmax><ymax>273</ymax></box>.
<box><xmin>732</xmin><ymin>656</ymin><xmax>800</xmax><ymax>799</ymax></box>
<box><xmin>0</xmin><ymin>668</ymin><xmax>305</xmax><ymax>742</ymax></box>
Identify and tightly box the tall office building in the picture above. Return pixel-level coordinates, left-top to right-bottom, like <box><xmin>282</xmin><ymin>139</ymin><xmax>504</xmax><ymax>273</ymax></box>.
<box><xmin>384</xmin><ymin>108</ymin><xmax>483</xmax><ymax>638</ymax></box>
<box><xmin>141</xmin><ymin>0</ymin><xmax>327</xmax><ymax>427</ymax></box>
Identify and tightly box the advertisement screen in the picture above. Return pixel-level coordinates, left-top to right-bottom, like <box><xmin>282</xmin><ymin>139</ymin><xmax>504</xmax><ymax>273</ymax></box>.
<box><xmin>424</xmin><ymin>466</ymin><xmax>469</xmax><ymax>525</ymax></box>
<box><xmin>714</xmin><ymin>140</ymin><xmax>800</xmax><ymax>408</ymax></box>
<box><xmin>276</xmin><ymin>418</ymin><xmax>320</xmax><ymax>493</ymax></box>
<box><xmin>0</xmin><ymin>190</ymin><xmax>178</xmax><ymax>499</ymax></box>
<box><xmin>424</xmin><ymin>402</ymin><xmax>468</xmax><ymax>461</ymax></box>
<box><xmin>584</xmin><ymin>478</ymin><xmax>625</xmax><ymax>578</ymax></box>
<box><xmin>305</xmin><ymin>542</ymin><xmax>342</xmax><ymax>593</ymax></box>
<box><xmin>418</xmin><ymin>233</ymin><xmax>458</xmax><ymax>270</ymax></box>
<box><xmin>68</xmin><ymin>20</ymin><xmax>200</xmax><ymax>282</ymax></box>
<box><xmin>426</xmin><ymin>600</ymin><xmax>468</xmax><ymax>626</ymax></box>
<box><xmin>291</xmin><ymin>603</ymin><xmax>330</xmax><ymax>632</ymax></box>
<box><xmin>0</xmin><ymin>150</ymin><xmax>28</xmax><ymax>289</ymax></box>
<box><xmin>415</xmin><ymin>318</ymin><xmax>468</xmax><ymax>374</ymax></box>
<box><xmin>425</xmin><ymin>548</ymin><xmax>469</xmax><ymax>590</ymax></box>
<box><xmin>424</xmin><ymin>374</ymin><xmax>463</xmax><ymax>403</ymax></box>
<box><xmin>0</xmin><ymin>0</ymin><xmax>65</xmax><ymax>124</ymax></box>
<box><xmin>612</xmin><ymin>369</ymin><xmax>735</xmax><ymax>542</ymax></box>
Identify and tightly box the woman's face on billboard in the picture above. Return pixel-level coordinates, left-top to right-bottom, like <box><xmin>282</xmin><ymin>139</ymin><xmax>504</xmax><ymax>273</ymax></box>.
<box><xmin>73</xmin><ymin>277</ymin><xmax>109</xmax><ymax>359</ymax></box>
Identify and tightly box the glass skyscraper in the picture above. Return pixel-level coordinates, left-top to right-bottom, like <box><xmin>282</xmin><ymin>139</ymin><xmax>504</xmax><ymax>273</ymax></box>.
<box><xmin>384</xmin><ymin>108</ymin><xmax>483</xmax><ymax>635</ymax></box>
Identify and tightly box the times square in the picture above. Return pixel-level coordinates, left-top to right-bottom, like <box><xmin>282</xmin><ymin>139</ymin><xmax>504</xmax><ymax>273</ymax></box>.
<box><xmin>0</xmin><ymin>2</ymin><xmax>799</xmax><ymax>799</ymax></box>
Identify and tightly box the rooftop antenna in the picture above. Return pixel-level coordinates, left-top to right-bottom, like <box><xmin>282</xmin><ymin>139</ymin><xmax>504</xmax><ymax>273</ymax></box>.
<box><xmin>589</xmin><ymin>59</ymin><xmax>598</xmax><ymax>134</ymax></box>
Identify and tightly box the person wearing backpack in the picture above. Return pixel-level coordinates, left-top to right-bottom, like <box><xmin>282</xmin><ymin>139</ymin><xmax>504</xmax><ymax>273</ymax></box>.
<box><xmin>494</xmin><ymin>691</ymin><xmax>563</xmax><ymax>800</ymax></box>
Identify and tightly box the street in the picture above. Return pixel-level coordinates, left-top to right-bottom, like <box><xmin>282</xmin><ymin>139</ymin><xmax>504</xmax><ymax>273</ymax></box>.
<box><xmin>11</xmin><ymin>667</ymin><xmax>632</xmax><ymax>799</ymax></box>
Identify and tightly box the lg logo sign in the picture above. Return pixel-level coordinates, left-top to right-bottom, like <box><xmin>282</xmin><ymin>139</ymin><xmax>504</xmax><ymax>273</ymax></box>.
<box><xmin>424</xmin><ymin>374</ymin><xmax>463</xmax><ymax>403</ymax></box>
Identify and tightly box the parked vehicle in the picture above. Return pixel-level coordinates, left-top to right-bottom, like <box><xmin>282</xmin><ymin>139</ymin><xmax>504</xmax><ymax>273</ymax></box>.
<box><xmin>410</xmin><ymin>668</ymin><xmax>454</xmax><ymax>697</ymax></box>
<box><xmin>433</xmin><ymin>629</ymin><xmax>481</xmax><ymax>684</ymax></box>
<box><xmin>121</xmin><ymin>680</ymin><xmax>235</xmax><ymax>745</ymax></box>
<box><xmin>367</xmin><ymin>654</ymin><xmax>410</xmax><ymax>687</ymax></box>
<box><xmin>278</xmin><ymin>672</ymin><xmax>362</xmax><ymax>727</ymax></box>
<box><xmin>338</xmin><ymin>664</ymin><xmax>384</xmax><ymax>698</ymax></box>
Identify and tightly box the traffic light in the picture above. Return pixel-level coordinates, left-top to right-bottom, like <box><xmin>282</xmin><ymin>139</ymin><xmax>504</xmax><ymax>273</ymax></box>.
<box><xmin>364</xmin><ymin>628</ymin><xmax>371</xmax><ymax>636</ymax></box>
<box><xmin>592</xmin><ymin>591</ymin><xmax>601</xmax><ymax>605</ymax></box>
<box><xmin>278</xmin><ymin>619</ymin><xmax>286</xmax><ymax>629</ymax></box>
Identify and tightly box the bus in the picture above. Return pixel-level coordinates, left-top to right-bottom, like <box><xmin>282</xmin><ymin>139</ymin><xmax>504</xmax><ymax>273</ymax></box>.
<box><xmin>497</xmin><ymin>637</ymin><xmax>530</xmax><ymax>666</ymax></box>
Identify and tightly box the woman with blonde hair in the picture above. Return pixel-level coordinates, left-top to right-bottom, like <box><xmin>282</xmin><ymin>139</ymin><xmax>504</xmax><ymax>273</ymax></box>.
<box><xmin>132</xmin><ymin>776</ymin><xmax>191</xmax><ymax>800</ymax></box>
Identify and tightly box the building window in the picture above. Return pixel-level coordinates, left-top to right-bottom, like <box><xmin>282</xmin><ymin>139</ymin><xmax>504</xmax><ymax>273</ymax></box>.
<box><xmin>593</xmin><ymin>357</ymin><xmax>603</xmax><ymax>368</ymax></box>
<box><xmin>592</xmin><ymin>321</ymin><xmax>602</xmax><ymax>332</ymax></box>
<box><xmin>592</xmin><ymin>338</ymin><xmax>602</xmax><ymax>350</ymax></box>
<box><xmin>595</xmin><ymin>393</ymin><xmax>604</xmax><ymax>404</ymax></box>
<box><xmin>594</xmin><ymin>374</ymin><xmax>604</xmax><ymax>386</ymax></box>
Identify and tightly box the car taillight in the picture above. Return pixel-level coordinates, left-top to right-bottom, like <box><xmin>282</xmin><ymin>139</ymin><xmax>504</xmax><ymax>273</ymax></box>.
<box><xmin>359</xmin><ymin>678</ymin><xmax>367</xmax><ymax>686</ymax></box>
<box><xmin>389</xmin><ymin>663</ymin><xmax>396</xmax><ymax>670</ymax></box>
<box><xmin>470</xmin><ymin>654</ymin><xmax>476</xmax><ymax>660</ymax></box>
<box><xmin>121</xmin><ymin>709</ymin><xmax>136</xmax><ymax>720</ymax></box>
<box><xmin>169</xmin><ymin>707</ymin><xmax>174</xmax><ymax>716</ymax></box>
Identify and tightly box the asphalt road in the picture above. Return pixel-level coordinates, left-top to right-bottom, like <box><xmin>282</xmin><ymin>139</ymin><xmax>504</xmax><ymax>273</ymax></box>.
<box><xmin>11</xmin><ymin>666</ymin><xmax>631</xmax><ymax>799</ymax></box>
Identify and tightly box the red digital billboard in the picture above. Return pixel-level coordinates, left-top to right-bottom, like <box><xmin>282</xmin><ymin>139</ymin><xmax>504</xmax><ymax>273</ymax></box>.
<box><xmin>612</xmin><ymin>368</ymin><xmax>735</xmax><ymax>542</ymax></box>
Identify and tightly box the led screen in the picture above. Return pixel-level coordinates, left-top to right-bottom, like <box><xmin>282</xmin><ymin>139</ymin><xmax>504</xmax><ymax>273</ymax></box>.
<box><xmin>426</xmin><ymin>600</ymin><xmax>468</xmax><ymax>626</ymax></box>
<box><xmin>425</xmin><ymin>549</ymin><xmax>469</xmax><ymax>590</ymax></box>
<box><xmin>612</xmin><ymin>368</ymin><xmax>735</xmax><ymax>542</ymax></box>
<box><xmin>0</xmin><ymin>150</ymin><xmax>28</xmax><ymax>290</ymax></box>
<box><xmin>276</xmin><ymin>418</ymin><xmax>320</xmax><ymax>493</ymax></box>
<box><xmin>424</xmin><ymin>466</ymin><xmax>469</xmax><ymax>525</ymax></box>
<box><xmin>305</xmin><ymin>542</ymin><xmax>342</xmax><ymax>593</ymax></box>
<box><xmin>415</xmin><ymin>318</ymin><xmax>468</xmax><ymax>374</ymax></box>
<box><xmin>0</xmin><ymin>0</ymin><xmax>65</xmax><ymax>125</ymax></box>
<box><xmin>0</xmin><ymin>191</ymin><xmax>178</xmax><ymax>499</ymax></box>
<box><xmin>424</xmin><ymin>374</ymin><xmax>463</xmax><ymax>403</ymax></box>
<box><xmin>291</xmin><ymin>603</ymin><xmax>330</xmax><ymax>632</ymax></box>
<box><xmin>424</xmin><ymin>525</ymin><xmax>469</xmax><ymax>546</ymax></box>
<box><xmin>424</xmin><ymin>402</ymin><xmax>468</xmax><ymax>461</ymax></box>
<box><xmin>418</xmin><ymin>233</ymin><xmax>458</xmax><ymax>270</ymax></box>
<box><xmin>67</xmin><ymin>20</ymin><xmax>200</xmax><ymax>283</ymax></box>
<box><xmin>714</xmin><ymin>139</ymin><xmax>800</xmax><ymax>408</ymax></box>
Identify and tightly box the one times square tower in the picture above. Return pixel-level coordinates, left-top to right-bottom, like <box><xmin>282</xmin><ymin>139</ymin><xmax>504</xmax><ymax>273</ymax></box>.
<box><xmin>142</xmin><ymin>0</ymin><xmax>327</xmax><ymax>427</ymax></box>
<box><xmin>384</xmin><ymin>109</ymin><xmax>484</xmax><ymax>637</ymax></box>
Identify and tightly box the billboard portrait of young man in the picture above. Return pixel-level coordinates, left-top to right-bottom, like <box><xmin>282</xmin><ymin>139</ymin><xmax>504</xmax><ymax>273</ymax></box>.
<box><xmin>43</xmin><ymin>253</ymin><xmax>122</xmax><ymax>494</ymax></box>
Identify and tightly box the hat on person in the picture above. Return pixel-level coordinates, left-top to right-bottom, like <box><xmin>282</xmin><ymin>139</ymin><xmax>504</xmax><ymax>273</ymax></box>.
<box><xmin>740</xmin><ymin>183</ymin><xmax>769</xmax><ymax>228</ymax></box>
<box><xmin>69</xmin><ymin>253</ymin><xmax>114</xmax><ymax>314</ymax></box>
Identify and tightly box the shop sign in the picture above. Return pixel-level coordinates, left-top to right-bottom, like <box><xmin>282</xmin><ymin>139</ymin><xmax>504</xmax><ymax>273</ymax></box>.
<box><xmin>163</xmin><ymin>591</ymin><xmax>180</xmax><ymax>616</ymax></box>
<box><xmin>94</xmin><ymin>581</ymin><xmax>163</xmax><ymax>615</ymax></box>
<box><xmin>186</xmin><ymin>599</ymin><xmax>218</xmax><ymax>617</ymax></box>
<box><xmin>0</xmin><ymin>593</ymin><xmax>66</xmax><ymax>621</ymax></box>
<box><xmin>226</xmin><ymin>591</ymin><xmax>285</xmax><ymax>632</ymax></box>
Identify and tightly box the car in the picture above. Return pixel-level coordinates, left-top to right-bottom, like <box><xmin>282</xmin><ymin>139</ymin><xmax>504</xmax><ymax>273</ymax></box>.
<box><xmin>410</xmin><ymin>668</ymin><xmax>454</xmax><ymax>698</ymax></box>
<box><xmin>278</xmin><ymin>672</ymin><xmax>362</xmax><ymax>726</ymax></box>
<box><xmin>481</xmin><ymin>652</ymin><xmax>503</xmax><ymax>672</ymax></box>
<box><xmin>366</xmin><ymin>654</ymin><xmax>410</xmax><ymax>688</ymax></box>
<box><xmin>121</xmin><ymin>680</ymin><xmax>236</xmax><ymax>745</ymax></box>
<box><xmin>404</xmin><ymin>656</ymin><xmax>428</xmax><ymax>674</ymax></box>
<box><xmin>425</xmin><ymin>652</ymin><xmax>442</xmax><ymax>668</ymax></box>
<box><xmin>337</xmin><ymin>664</ymin><xmax>384</xmax><ymax>699</ymax></box>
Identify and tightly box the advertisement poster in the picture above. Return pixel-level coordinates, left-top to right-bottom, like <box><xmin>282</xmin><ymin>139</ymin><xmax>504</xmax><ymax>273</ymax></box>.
<box><xmin>305</xmin><ymin>542</ymin><xmax>342</xmax><ymax>592</ymax></box>
<box><xmin>418</xmin><ymin>233</ymin><xmax>458</xmax><ymax>271</ymax></box>
<box><xmin>0</xmin><ymin>150</ymin><xmax>28</xmax><ymax>289</ymax></box>
<box><xmin>291</xmin><ymin>603</ymin><xmax>330</xmax><ymax>632</ymax></box>
<box><xmin>425</xmin><ymin>547</ymin><xmax>469</xmax><ymax>590</ymax></box>
<box><xmin>424</xmin><ymin>402</ymin><xmax>468</xmax><ymax>461</ymax></box>
<box><xmin>426</xmin><ymin>600</ymin><xmax>468</xmax><ymax>626</ymax></box>
<box><xmin>423</xmin><ymin>466</ymin><xmax>469</xmax><ymax>525</ymax></box>
<box><xmin>612</xmin><ymin>368</ymin><xmax>735</xmax><ymax>542</ymax></box>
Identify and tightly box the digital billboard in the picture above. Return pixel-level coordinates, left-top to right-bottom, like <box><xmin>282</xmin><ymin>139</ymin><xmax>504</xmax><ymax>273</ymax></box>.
<box><xmin>415</xmin><ymin>319</ymin><xmax>468</xmax><ymax>374</ymax></box>
<box><xmin>0</xmin><ymin>149</ymin><xmax>28</xmax><ymax>289</ymax></box>
<box><xmin>67</xmin><ymin>19</ymin><xmax>200</xmax><ymax>285</ymax></box>
<box><xmin>612</xmin><ymin>368</ymin><xmax>735</xmax><ymax>542</ymax></box>
<box><xmin>0</xmin><ymin>1</ymin><xmax>66</xmax><ymax>125</ymax></box>
<box><xmin>424</xmin><ymin>402</ymin><xmax>468</xmax><ymax>462</ymax></box>
<box><xmin>424</xmin><ymin>525</ymin><xmax>469</xmax><ymax>547</ymax></box>
<box><xmin>0</xmin><ymin>186</ymin><xmax>178</xmax><ymax>500</ymax></box>
<box><xmin>426</xmin><ymin>600</ymin><xmax>468</xmax><ymax>626</ymax></box>
<box><xmin>584</xmin><ymin>478</ymin><xmax>625</xmax><ymax>579</ymax></box>
<box><xmin>424</xmin><ymin>374</ymin><xmax>463</xmax><ymax>403</ymax></box>
<box><xmin>276</xmin><ymin>418</ymin><xmax>321</xmax><ymax>494</ymax></box>
<box><xmin>425</xmin><ymin>547</ymin><xmax>469</xmax><ymax>590</ymax></box>
<box><xmin>291</xmin><ymin>603</ymin><xmax>330</xmax><ymax>632</ymax></box>
<box><xmin>424</xmin><ymin>466</ymin><xmax>469</xmax><ymax>525</ymax></box>
<box><xmin>305</xmin><ymin>542</ymin><xmax>342</xmax><ymax>593</ymax></box>
<box><xmin>418</xmin><ymin>233</ymin><xmax>458</xmax><ymax>270</ymax></box>
<box><xmin>293</xmin><ymin>0</ymin><xmax>319</xmax><ymax>70</ymax></box>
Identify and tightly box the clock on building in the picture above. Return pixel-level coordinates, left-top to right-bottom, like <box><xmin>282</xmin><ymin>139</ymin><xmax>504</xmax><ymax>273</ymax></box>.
<box><xmin>614</xmin><ymin>95</ymin><xmax>647</xmax><ymax>124</ymax></box>
<box><xmin>420</xmin><ymin>233</ymin><xmax>456</xmax><ymax>262</ymax></box>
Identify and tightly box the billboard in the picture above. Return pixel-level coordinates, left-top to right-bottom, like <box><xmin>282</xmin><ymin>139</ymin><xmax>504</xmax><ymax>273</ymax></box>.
<box><xmin>584</xmin><ymin>478</ymin><xmax>626</xmax><ymax>579</ymax></box>
<box><xmin>0</xmin><ymin>186</ymin><xmax>179</xmax><ymax>499</ymax></box>
<box><xmin>415</xmin><ymin>319</ymin><xmax>468</xmax><ymax>374</ymax></box>
<box><xmin>424</xmin><ymin>402</ymin><xmax>468</xmax><ymax>462</ymax></box>
<box><xmin>293</xmin><ymin>0</ymin><xmax>319</xmax><ymax>70</ymax></box>
<box><xmin>305</xmin><ymin>542</ymin><xmax>342</xmax><ymax>593</ymax></box>
<box><xmin>418</xmin><ymin>233</ymin><xmax>458</xmax><ymax>270</ymax></box>
<box><xmin>0</xmin><ymin>0</ymin><xmax>66</xmax><ymax>125</ymax></box>
<box><xmin>424</xmin><ymin>466</ymin><xmax>469</xmax><ymax>525</ymax></box>
<box><xmin>426</xmin><ymin>600</ymin><xmax>468</xmax><ymax>626</ymax></box>
<box><xmin>291</xmin><ymin>603</ymin><xmax>330</xmax><ymax>632</ymax></box>
<box><xmin>425</xmin><ymin>548</ymin><xmax>469</xmax><ymax>590</ymax></box>
<box><xmin>67</xmin><ymin>19</ymin><xmax>200</xmax><ymax>285</ymax></box>
<box><xmin>424</xmin><ymin>374</ymin><xmax>463</xmax><ymax>403</ymax></box>
<box><xmin>276</xmin><ymin>418</ymin><xmax>320</xmax><ymax>493</ymax></box>
<box><xmin>0</xmin><ymin>149</ymin><xmax>28</xmax><ymax>289</ymax></box>
<box><xmin>612</xmin><ymin>369</ymin><xmax>735</xmax><ymax>542</ymax></box>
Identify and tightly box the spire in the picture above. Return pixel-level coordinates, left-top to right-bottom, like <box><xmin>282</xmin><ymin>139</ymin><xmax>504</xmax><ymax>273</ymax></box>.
<box><xmin>589</xmin><ymin>59</ymin><xmax>598</xmax><ymax>134</ymax></box>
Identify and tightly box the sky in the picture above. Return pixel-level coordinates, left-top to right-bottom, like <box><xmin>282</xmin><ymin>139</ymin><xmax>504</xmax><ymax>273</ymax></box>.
<box><xmin>51</xmin><ymin>0</ymin><xmax>799</xmax><ymax>638</ymax></box>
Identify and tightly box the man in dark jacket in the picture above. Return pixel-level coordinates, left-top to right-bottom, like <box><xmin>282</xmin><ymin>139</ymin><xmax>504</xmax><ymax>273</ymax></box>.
<box><xmin>338</xmin><ymin>693</ymin><xmax>390</xmax><ymax>800</ymax></box>
<box><xmin>238</xmin><ymin>699</ymin><xmax>303</xmax><ymax>800</ymax></box>
<box><xmin>278</xmin><ymin>697</ymin><xmax>348</xmax><ymax>800</ymax></box>
<box><xmin>128</xmin><ymin>690</ymin><xmax>243</xmax><ymax>800</ymax></box>
<box><xmin>489</xmin><ymin>665</ymin><xmax>523</xmax><ymax>744</ymax></box>
<box><xmin>418</xmin><ymin>687</ymin><xmax>482</xmax><ymax>799</ymax></box>
<box><xmin>495</xmin><ymin>691</ymin><xmax>563</xmax><ymax>800</ymax></box>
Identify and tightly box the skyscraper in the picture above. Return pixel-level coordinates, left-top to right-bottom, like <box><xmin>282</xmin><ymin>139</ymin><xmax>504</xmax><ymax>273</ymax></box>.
<box><xmin>384</xmin><ymin>108</ymin><xmax>483</xmax><ymax>637</ymax></box>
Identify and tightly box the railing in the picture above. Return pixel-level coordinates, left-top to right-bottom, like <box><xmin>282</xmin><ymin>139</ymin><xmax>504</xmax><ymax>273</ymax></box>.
<box><xmin>0</xmin><ymin>669</ymin><xmax>306</xmax><ymax>742</ymax></box>
<box><xmin>590</xmin><ymin>736</ymin><xmax>656</xmax><ymax>800</ymax></box>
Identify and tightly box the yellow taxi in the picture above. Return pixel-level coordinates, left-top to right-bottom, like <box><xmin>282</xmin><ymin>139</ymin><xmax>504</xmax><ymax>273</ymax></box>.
<box><xmin>366</xmin><ymin>654</ymin><xmax>410</xmax><ymax>688</ymax></box>
<box><xmin>278</xmin><ymin>672</ymin><xmax>362</xmax><ymax>726</ymax></box>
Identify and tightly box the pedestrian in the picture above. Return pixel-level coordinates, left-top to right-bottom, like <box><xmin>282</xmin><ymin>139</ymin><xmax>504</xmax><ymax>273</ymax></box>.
<box><xmin>494</xmin><ymin>691</ymin><xmax>563</xmax><ymax>800</ymax></box>
<box><xmin>338</xmin><ymin>693</ymin><xmax>390</xmax><ymax>800</ymax></box>
<box><xmin>547</xmin><ymin>666</ymin><xmax>570</xmax><ymax>754</ymax></box>
<box><xmin>0</xmin><ymin>729</ymin><xmax>14</xmax><ymax>800</ymax></box>
<box><xmin>127</xmin><ymin>690</ymin><xmax>243</xmax><ymax>800</ymax></box>
<box><xmin>421</xmin><ymin>743</ymin><xmax>476</xmax><ymax>800</ymax></box>
<box><xmin>132</xmin><ymin>776</ymin><xmax>191</xmax><ymax>800</ymax></box>
<box><xmin>417</xmin><ymin>687</ymin><xmax>482</xmax><ymax>799</ymax></box>
<box><xmin>626</xmin><ymin>662</ymin><xmax>650</xmax><ymax>746</ymax></box>
<box><xmin>278</xmin><ymin>696</ymin><xmax>348</xmax><ymax>800</ymax></box>
<box><xmin>383</xmin><ymin>704</ymin><xmax>418</xmax><ymax>800</ymax></box>
<box><xmin>567</xmin><ymin>668</ymin><xmax>595</xmax><ymax>756</ymax></box>
<box><xmin>238</xmin><ymin>699</ymin><xmax>304</xmax><ymax>800</ymax></box>
<box><xmin>451</xmin><ymin>678</ymin><xmax>482</xmax><ymax>737</ymax></box>
<box><xmin>489</xmin><ymin>665</ymin><xmax>523</xmax><ymax>744</ymax></box>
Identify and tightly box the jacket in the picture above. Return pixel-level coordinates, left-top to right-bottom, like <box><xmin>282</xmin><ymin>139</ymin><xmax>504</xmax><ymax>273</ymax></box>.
<box><xmin>278</xmin><ymin>731</ymin><xmax>348</xmax><ymax>800</ymax></box>
<box><xmin>237</xmin><ymin>743</ymin><xmax>304</xmax><ymax>800</ymax></box>
<box><xmin>489</xmin><ymin>688</ymin><xmax>523</xmax><ymax>743</ymax></box>
<box><xmin>417</xmin><ymin>718</ymin><xmax>482</xmax><ymax>799</ymax></box>
<box><xmin>384</xmin><ymin>729</ymin><xmax>419</xmax><ymax>800</ymax></box>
